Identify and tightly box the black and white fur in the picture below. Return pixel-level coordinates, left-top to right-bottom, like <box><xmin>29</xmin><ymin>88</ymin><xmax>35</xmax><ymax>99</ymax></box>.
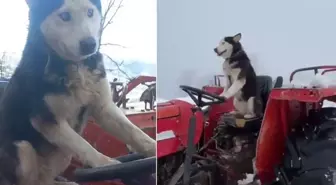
<box><xmin>214</xmin><ymin>33</ymin><xmax>261</xmax><ymax>119</ymax></box>
<box><xmin>0</xmin><ymin>0</ymin><xmax>155</xmax><ymax>185</ymax></box>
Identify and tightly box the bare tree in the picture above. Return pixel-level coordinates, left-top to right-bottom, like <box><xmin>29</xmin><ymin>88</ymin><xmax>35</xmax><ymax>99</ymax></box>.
<box><xmin>100</xmin><ymin>0</ymin><xmax>133</xmax><ymax>81</ymax></box>
<box><xmin>0</xmin><ymin>52</ymin><xmax>14</xmax><ymax>79</ymax></box>
<box><xmin>104</xmin><ymin>55</ymin><xmax>133</xmax><ymax>81</ymax></box>
<box><xmin>101</xmin><ymin>0</ymin><xmax>124</xmax><ymax>37</ymax></box>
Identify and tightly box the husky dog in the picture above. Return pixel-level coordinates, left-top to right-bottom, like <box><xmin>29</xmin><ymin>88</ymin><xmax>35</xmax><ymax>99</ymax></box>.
<box><xmin>0</xmin><ymin>0</ymin><xmax>155</xmax><ymax>185</ymax></box>
<box><xmin>214</xmin><ymin>33</ymin><xmax>261</xmax><ymax>119</ymax></box>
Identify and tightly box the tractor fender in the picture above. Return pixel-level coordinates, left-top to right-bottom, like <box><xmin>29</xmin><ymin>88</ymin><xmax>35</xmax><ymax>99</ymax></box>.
<box><xmin>157</xmin><ymin>100</ymin><xmax>204</xmax><ymax>158</ymax></box>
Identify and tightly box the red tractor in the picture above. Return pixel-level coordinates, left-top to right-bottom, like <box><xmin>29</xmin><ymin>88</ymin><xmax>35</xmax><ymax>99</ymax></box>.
<box><xmin>157</xmin><ymin>66</ymin><xmax>336</xmax><ymax>185</ymax></box>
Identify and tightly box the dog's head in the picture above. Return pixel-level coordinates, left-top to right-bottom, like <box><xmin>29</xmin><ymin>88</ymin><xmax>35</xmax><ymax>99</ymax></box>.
<box><xmin>214</xmin><ymin>33</ymin><xmax>242</xmax><ymax>59</ymax></box>
<box><xmin>25</xmin><ymin>0</ymin><xmax>102</xmax><ymax>62</ymax></box>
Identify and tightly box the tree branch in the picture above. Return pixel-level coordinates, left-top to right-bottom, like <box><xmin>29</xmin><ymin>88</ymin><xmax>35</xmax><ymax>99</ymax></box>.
<box><xmin>102</xmin><ymin>0</ymin><xmax>124</xmax><ymax>32</ymax></box>
<box><xmin>100</xmin><ymin>0</ymin><xmax>130</xmax><ymax>80</ymax></box>
<box><xmin>104</xmin><ymin>54</ymin><xmax>133</xmax><ymax>81</ymax></box>
<box><xmin>100</xmin><ymin>43</ymin><xmax>126</xmax><ymax>48</ymax></box>
<box><xmin>101</xmin><ymin>0</ymin><xmax>115</xmax><ymax>27</ymax></box>
<box><xmin>0</xmin><ymin>51</ymin><xmax>13</xmax><ymax>79</ymax></box>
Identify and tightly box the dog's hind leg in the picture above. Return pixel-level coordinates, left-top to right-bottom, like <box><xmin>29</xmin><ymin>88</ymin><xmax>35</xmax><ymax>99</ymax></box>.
<box><xmin>245</xmin><ymin>97</ymin><xmax>258</xmax><ymax>119</ymax></box>
<box><xmin>30</xmin><ymin>118</ymin><xmax>120</xmax><ymax>168</ymax></box>
<box><xmin>233</xmin><ymin>97</ymin><xmax>248</xmax><ymax>116</ymax></box>
<box><xmin>92</xmin><ymin>78</ymin><xmax>156</xmax><ymax>157</ymax></box>
<box><xmin>15</xmin><ymin>141</ymin><xmax>39</xmax><ymax>185</ymax></box>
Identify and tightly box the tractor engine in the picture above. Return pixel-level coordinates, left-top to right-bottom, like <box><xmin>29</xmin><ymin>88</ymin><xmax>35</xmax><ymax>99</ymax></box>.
<box><xmin>213</xmin><ymin>115</ymin><xmax>257</xmax><ymax>175</ymax></box>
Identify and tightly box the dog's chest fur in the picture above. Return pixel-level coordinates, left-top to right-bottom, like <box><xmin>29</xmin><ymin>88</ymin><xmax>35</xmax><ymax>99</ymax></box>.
<box><xmin>43</xmin><ymin>61</ymin><xmax>105</xmax><ymax>128</ymax></box>
<box><xmin>222</xmin><ymin>59</ymin><xmax>245</xmax><ymax>100</ymax></box>
<box><xmin>222</xmin><ymin>59</ymin><xmax>239</xmax><ymax>77</ymax></box>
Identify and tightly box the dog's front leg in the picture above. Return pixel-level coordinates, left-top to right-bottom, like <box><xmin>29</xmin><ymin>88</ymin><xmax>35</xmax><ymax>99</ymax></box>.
<box><xmin>30</xmin><ymin>117</ymin><xmax>120</xmax><ymax>167</ymax></box>
<box><xmin>224</xmin><ymin>75</ymin><xmax>232</xmax><ymax>91</ymax></box>
<box><xmin>92</xmin><ymin>78</ymin><xmax>156</xmax><ymax>157</ymax></box>
<box><xmin>221</xmin><ymin>73</ymin><xmax>246</xmax><ymax>99</ymax></box>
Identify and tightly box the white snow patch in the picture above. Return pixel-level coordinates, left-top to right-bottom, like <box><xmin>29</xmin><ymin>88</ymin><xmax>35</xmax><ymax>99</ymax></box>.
<box><xmin>282</xmin><ymin>74</ymin><xmax>336</xmax><ymax>108</ymax></box>
<box><xmin>237</xmin><ymin>174</ymin><xmax>254</xmax><ymax>185</ymax></box>
<box><xmin>287</xmin><ymin>73</ymin><xmax>336</xmax><ymax>88</ymax></box>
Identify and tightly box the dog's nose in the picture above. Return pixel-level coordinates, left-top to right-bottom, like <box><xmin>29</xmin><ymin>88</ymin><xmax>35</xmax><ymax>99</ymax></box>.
<box><xmin>80</xmin><ymin>37</ymin><xmax>97</xmax><ymax>55</ymax></box>
<box><xmin>214</xmin><ymin>48</ymin><xmax>218</xmax><ymax>53</ymax></box>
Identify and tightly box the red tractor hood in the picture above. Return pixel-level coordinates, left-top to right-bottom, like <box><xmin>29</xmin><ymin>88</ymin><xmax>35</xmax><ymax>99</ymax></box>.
<box><xmin>157</xmin><ymin>100</ymin><xmax>204</xmax><ymax>158</ymax></box>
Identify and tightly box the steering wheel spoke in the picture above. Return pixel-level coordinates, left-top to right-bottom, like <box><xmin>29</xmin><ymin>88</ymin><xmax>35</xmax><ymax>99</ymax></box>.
<box><xmin>179</xmin><ymin>85</ymin><xmax>226</xmax><ymax>107</ymax></box>
<box><xmin>73</xmin><ymin>154</ymin><xmax>155</xmax><ymax>183</ymax></box>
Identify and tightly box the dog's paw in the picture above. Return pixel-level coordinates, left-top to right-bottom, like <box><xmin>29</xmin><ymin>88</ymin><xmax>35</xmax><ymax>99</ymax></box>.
<box><xmin>220</xmin><ymin>92</ymin><xmax>227</xmax><ymax>97</ymax></box>
<box><xmin>244</xmin><ymin>114</ymin><xmax>256</xmax><ymax>119</ymax></box>
<box><xmin>104</xmin><ymin>157</ymin><xmax>121</xmax><ymax>166</ymax></box>
<box><xmin>93</xmin><ymin>155</ymin><xmax>121</xmax><ymax>167</ymax></box>
<box><xmin>229</xmin><ymin>110</ymin><xmax>238</xmax><ymax>115</ymax></box>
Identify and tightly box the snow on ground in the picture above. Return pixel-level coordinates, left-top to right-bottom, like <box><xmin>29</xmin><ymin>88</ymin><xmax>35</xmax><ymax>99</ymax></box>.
<box><xmin>122</xmin><ymin>84</ymin><xmax>148</xmax><ymax>114</ymax></box>
<box><xmin>121</xmin><ymin>82</ymin><xmax>157</xmax><ymax>114</ymax></box>
<box><xmin>237</xmin><ymin>174</ymin><xmax>255</xmax><ymax>185</ymax></box>
<box><xmin>105</xmin><ymin>59</ymin><xmax>155</xmax><ymax>113</ymax></box>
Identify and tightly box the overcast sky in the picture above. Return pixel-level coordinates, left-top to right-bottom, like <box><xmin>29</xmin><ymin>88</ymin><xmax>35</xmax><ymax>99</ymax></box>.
<box><xmin>157</xmin><ymin>0</ymin><xmax>336</xmax><ymax>99</ymax></box>
<box><xmin>0</xmin><ymin>0</ymin><xmax>156</xmax><ymax>64</ymax></box>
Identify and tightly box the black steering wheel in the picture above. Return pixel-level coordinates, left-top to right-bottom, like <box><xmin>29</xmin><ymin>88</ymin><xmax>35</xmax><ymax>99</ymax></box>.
<box><xmin>73</xmin><ymin>153</ymin><xmax>156</xmax><ymax>185</ymax></box>
<box><xmin>180</xmin><ymin>85</ymin><xmax>226</xmax><ymax>107</ymax></box>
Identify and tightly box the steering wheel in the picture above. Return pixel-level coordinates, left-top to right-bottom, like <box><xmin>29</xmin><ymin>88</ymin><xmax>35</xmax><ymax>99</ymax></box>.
<box><xmin>73</xmin><ymin>153</ymin><xmax>156</xmax><ymax>185</ymax></box>
<box><xmin>180</xmin><ymin>85</ymin><xmax>226</xmax><ymax>107</ymax></box>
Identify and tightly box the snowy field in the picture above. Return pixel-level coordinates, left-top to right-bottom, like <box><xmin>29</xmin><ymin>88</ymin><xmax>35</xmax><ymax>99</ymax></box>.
<box><xmin>124</xmin><ymin>84</ymin><xmax>151</xmax><ymax>114</ymax></box>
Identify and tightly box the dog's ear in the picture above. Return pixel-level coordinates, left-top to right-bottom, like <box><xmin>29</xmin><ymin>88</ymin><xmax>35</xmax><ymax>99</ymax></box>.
<box><xmin>233</xmin><ymin>33</ymin><xmax>242</xmax><ymax>43</ymax></box>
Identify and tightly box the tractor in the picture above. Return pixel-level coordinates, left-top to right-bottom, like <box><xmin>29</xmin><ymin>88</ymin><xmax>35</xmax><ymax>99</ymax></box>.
<box><xmin>157</xmin><ymin>66</ymin><xmax>336</xmax><ymax>185</ymax></box>
<box><xmin>111</xmin><ymin>75</ymin><xmax>156</xmax><ymax>111</ymax></box>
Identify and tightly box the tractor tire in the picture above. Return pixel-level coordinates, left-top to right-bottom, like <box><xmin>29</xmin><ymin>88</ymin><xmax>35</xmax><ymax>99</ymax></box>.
<box><xmin>277</xmin><ymin>107</ymin><xmax>336</xmax><ymax>185</ymax></box>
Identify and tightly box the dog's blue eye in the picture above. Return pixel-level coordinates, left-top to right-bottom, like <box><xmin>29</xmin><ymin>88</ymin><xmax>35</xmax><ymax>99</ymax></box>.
<box><xmin>87</xmin><ymin>8</ymin><xmax>94</xmax><ymax>17</ymax></box>
<box><xmin>59</xmin><ymin>12</ymin><xmax>71</xmax><ymax>22</ymax></box>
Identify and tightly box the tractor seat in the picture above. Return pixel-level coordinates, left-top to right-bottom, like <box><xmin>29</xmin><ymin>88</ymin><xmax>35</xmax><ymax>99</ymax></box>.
<box><xmin>273</xmin><ymin>76</ymin><xmax>283</xmax><ymax>88</ymax></box>
<box><xmin>257</xmin><ymin>75</ymin><xmax>283</xmax><ymax>113</ymax></box>
<box><xmin>222</xmin><ymin>76</ymin><xmax>284</xmax><ymax>132</ymax></box>
<box><xmin>257</xmin><ymin>76</ymin><xmax>273</xmax><ymax>113</ymax></box>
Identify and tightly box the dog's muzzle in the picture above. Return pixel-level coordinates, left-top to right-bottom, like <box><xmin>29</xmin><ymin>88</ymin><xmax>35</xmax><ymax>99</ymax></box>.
<box><xmin>214</xmin><ymin>48</ymin><xmax>226</xmax><ymax>56</ymax></box>
<box><xmin>214</xmin><ymin>48</ymin><xmax>218</xmax><ymax>54</ymax></box>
